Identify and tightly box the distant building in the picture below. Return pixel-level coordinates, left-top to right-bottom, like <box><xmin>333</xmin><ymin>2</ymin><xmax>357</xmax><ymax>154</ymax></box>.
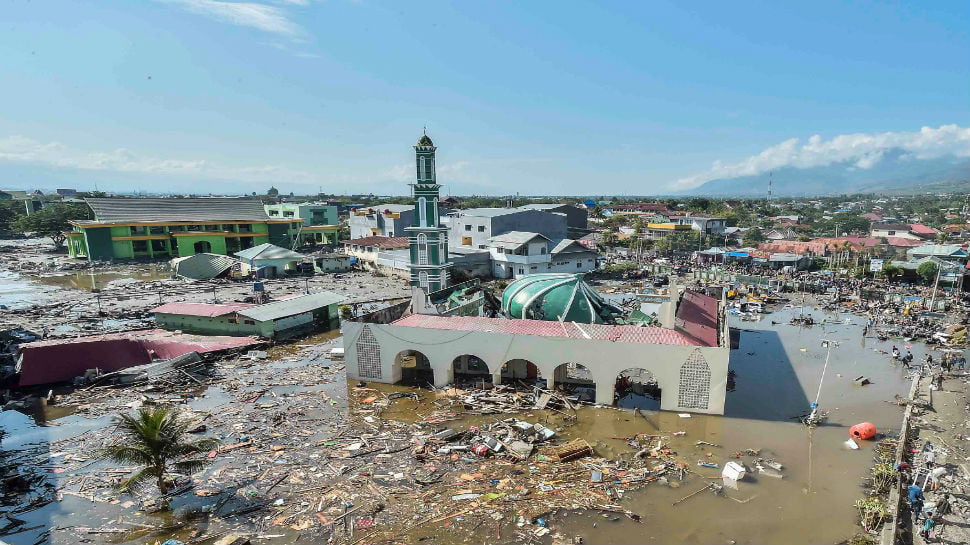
<box><xmin>870</xmin><ymin>223</ymin><xmax>919</xmax><ymax>240</ymax></box>
<box><xmin>234</xmin><ymin>243</ymin><xmax>306</xmax><ymax>278</ymax></box>
<box><xmin>516</xmin><ymin>203</ymin><xmax>588</xmax><ymax>238</ymax></box>
<box><xmin>56</xmin><ymin>188</ymin><xmax>77</xmax><ymax>197</ymax></box>
<box><xmin>349</xmin><ymin>204</ymin><xmax>415</xmax><ymax>239</ymax></box>
<box><xmin>642</xmin><ymin>223</ymin><xmax>695</xmax><ymax>241</ymax></box>
<box><xmin>312</xmin><ymin>254</ymin><xmax>353</xmax><ymax>274</ymax></box>
<box><xmin>342</xmin><ymin>235</ymin><xmax>410</xmax><ymax>266</ymax></box>
<box><xmin>265</xmin><ymin>202</ymin><xmax>340</xmax><ymax>245</ymax></box>
<box><xmin>487</xmin><ymin>231</ymin><xmax>598</xmax><ymax>279</ymax></box>
<box><xmin>907</xmin><ymin>244</ymin><xmax>968</xmax><ymax>264</ymax></box>
<box><xmin>670</xmin><ymin>216</ymin><xmax>727</xmax><ymax>236</ymax></box>
<box><xmin>444</xmin><ymin>208</ymin><xmax>567</xmax><ymax>251</ymax></box>
<box><xmin>66</xmin><ymin>198</ymin><xmax>302</xmax><ymax>261</ymax></box>
<box><xmin>265</xmin><ymin>202</ymin><xmax>339</xmax><ymax>226</ymax></box>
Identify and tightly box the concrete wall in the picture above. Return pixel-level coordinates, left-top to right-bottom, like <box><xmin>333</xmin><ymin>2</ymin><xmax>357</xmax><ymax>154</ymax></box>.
<box><xmin>344</xmin><ymin>321</ymin><xmax>730</xmax><ymax>414</ymax></box>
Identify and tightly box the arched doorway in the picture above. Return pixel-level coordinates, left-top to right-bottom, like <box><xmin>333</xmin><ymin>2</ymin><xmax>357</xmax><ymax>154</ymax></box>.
<box><xmin>500</xmin><ymin>359</ymin><xmax>542</xmax><ymax>387</ymax></box>
<box><xmin>553</xmin><ymin>363</ymin><xmax>595</xmax><ymax>402</ymax></box>
<box><xmin>395</xmin><ymin>350</ymin><xmax>433</xmax><ymax>387</ymax></box>
<box><xmin>193</xmin><ymin>240</ymin><xmax>212</xmax><ymax>254</ymax></box>
<box><xmin>615</xmin><ymin>368</ymin><xmax>662</xmax><ymax>410</ymax></box>
<box><xmin>451</xmin><ymin>354</ymin><xmax>491</xmax><ymax>387</ymax></box>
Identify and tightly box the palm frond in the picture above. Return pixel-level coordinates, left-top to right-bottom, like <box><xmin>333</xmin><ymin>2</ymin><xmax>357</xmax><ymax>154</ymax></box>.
<box><xmin>172</xmin><ymin>459</ymin><xmax>212</xmax><ymax>476</ymax></box>
<box><xmin>103</xmin><ymin>407</ymin><xmax>219</xmax><ymax>496</ymax></box>
<box><xmin>96</xmin><ymin>445</ymin><xmax>153</xmax><ymax>465</ymax></box>
<box><xmin>117</xmin><ymin>466</ymin><xmax>160</xmax><ymax>493</ymax></box>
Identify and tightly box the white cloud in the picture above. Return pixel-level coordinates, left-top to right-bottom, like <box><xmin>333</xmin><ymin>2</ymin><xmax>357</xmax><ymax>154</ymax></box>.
<box><xmin>158</xmin><ymin>0</ymin><xmax>303</xmax><ymax>36</ymax></box>
<box><xmin>673</xmin><ymin>124</ymin><xmax>970</xmax><ymax>190</ymax></box>
<box><xmin>0</xmin><ymin>135</ymin><xmax>322</xmax><ymax>185</ymax></box>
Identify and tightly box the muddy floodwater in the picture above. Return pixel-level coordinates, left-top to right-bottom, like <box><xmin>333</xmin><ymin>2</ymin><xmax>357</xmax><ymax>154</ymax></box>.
<box><xmin>32</xmin><ymin>266</ymin><xmax>173</xmax><ymax>291</ymax></box>
<box><xmin>1</xmin><ymin>303</ymin><xmax>919</xmax><ymax>545</ymax></box>
<box><xmin>0</xmin><ymin>265</ymin><xmax>172</xmax><ymax>310</ymax></box>
<box><xmin>554</xmin><ymin>305</ymin><xmax>914</xmax><ymax>545</ymax></box>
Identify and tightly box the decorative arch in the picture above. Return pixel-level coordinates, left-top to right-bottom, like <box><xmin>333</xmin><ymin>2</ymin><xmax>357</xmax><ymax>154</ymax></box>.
<box><xmin>355</xmin><ymin>325</ymin><xmax>382</xmax><ymax>379</ymax></box>
<box><xmin>418</xmin><ymin>197</ymin><xmax>427</xmax><ymax>226</ymax></box>
<box><xmin>678</xmin><ymin>349</ymin><xmax>711</xmax><ymax>410</ymax></box>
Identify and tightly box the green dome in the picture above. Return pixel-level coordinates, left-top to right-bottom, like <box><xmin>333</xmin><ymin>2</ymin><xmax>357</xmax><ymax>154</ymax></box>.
<box><xmin>417</xmin><ymin>134</ymin><xmax>434</xmax><ymax>146</ymax></box>
<box><xmin>501</xmin><ymin>273</ymin><xmax>622</xmax><ymax>324</ymax></box>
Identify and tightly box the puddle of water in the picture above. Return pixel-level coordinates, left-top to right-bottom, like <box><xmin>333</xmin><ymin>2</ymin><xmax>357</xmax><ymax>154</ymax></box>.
<box><xmin>0</xmin><ymin>269</ymin><xmax>60</xmax><ymax>309</ymax></box>
<box><xmin>33</xmin><ymin>267</ymin><xmax>172</xmax><ymax>291</ymax></box>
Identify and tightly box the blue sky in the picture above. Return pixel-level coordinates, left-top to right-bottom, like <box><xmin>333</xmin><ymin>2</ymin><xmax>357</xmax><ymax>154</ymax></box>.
<box><xmin>0</xmin><ymin>0</ymin><xmax>967</xmax><ymax>196</ymax></box>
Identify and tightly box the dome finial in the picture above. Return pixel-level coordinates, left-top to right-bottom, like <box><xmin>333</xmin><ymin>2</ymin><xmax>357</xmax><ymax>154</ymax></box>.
<box><xmin>417</xmin><ymin>128</ymin><xmax>434</xmax><ymax>147</ymax></box>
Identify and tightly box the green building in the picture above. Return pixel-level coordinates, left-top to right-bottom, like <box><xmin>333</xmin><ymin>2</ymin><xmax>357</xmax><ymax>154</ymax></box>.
<box><xmin>406</xmin><ymin>131</ymin><xmax>453</xmax><ymax>292</ymax></box>
<box><xmin>151</xmin><ymin>291</ymin><xmax>344</xmax><ymax>339</ymax></box>
<box><xmin>264</xmin><ymin>203</ymin><xmax>340</xmax><ymax>245</ymax></box>
<box><xmin>66</xmin><ymin>198</ymin><xmax>302</xmax><ymax>261</ymax></box>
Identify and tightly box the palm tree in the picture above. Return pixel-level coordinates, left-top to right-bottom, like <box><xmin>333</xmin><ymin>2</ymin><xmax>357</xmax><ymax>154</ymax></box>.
<box><xmin>98</xmin><ymin>408</ymin><xmax>219</xmax><ymax>495</ymax></box>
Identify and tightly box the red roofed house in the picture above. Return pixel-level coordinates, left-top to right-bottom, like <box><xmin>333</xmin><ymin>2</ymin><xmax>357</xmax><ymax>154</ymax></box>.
<box><xmin>908</xmin><ymin>224</ymin><xmax>939</xmax><ymax>240</ymax></box>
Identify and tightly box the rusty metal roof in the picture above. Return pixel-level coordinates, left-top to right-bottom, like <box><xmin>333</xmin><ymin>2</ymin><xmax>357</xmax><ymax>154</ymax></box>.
<box><xmin>84</xmin><ymin>197</ymin><xmax>270</xmax><ymax>223</ymax></box>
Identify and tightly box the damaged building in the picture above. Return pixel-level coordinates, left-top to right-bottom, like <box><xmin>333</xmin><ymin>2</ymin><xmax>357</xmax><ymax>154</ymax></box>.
<box><xmin>342</xmin><ymin>133</ymin><xmax>731</xmax><ymax>415</ymax></box>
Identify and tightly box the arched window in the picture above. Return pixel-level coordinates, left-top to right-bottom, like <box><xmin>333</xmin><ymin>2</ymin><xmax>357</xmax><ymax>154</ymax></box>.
<box><xmin>419</xmin><ymin>156</ymin><xmax>426</xmax><ymax>180</ymax></box>
<box><xmin>427</xmin><ymin>157</ymin><xmax>434</xmax><ymax>179</ymax></box>
<box><xmin>417</xmin><ymin>233</ymin><xmax>429</xmax><ymax>265</ymax></box>
<box><xmin>418</xmin><ymin>197</ymin><xmax>427</xmax><ymax>227</ymax></box>
<box><xmin>418</xmin><ymin>270</ymin><xmax>429</xmax><ymax>289</ymax></box>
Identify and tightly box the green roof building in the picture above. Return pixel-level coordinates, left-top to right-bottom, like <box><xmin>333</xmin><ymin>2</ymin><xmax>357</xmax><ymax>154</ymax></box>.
<box><xmin>66</xmin><ymin>197</ymin><xmax>302</xmax><ymax>261</ymax></box>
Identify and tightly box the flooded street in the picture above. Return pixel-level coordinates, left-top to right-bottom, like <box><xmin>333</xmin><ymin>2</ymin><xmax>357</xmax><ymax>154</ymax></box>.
<box><xmin>553</xmin><ymin>304</ymin><xmax>914</xmax><ymax>544</ymax></box>
<box><xmin>0</xmin><ymin>297</ymin><xmax>922</xmax><ymax>545</ymax></box>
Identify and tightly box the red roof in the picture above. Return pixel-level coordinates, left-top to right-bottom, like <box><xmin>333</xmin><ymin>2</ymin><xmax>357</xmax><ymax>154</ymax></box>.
<box><xmin>392</xmin><ymin>299</ymin><xmax>719</xmax><ymax>347</ymax></box>
<box><xmin>886</xmin><ymin>237</ymin><xmax>923</xmax><ymax>248</ymax></box>
<box><xmin>343</xmin><ymin>236</ymin><xmax>409</xmax><ymax>248</ymax></box>
<box><xmin>18</xmin><ymin>329</ymin><xmax>259</xmax><ymax>386</ymax></box>
<box><xmin>151</xmin><ymin>302</ymin><xmax>255</xmax><ymax>317</ymax></box>
<box><xmin>674</xmin><ymin>291</ymin><xmax>720</xmax><ymax>347</ymax></box>
<box><xmin>908</xmin><ymin>224</ymin><xmax>939</xmax><ymax>235</ymax></box>
<box><xmin>860</xmin><ymin>213</ymin><xmax>883</xmax><ymax>221</ymax></box>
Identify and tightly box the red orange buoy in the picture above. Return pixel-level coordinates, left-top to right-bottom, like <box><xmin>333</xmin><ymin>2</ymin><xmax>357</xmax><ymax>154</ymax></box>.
<box><xmin>849</xmin><ymin>422</ymin><xmax>877</xmax><ymax>440</ymax></box>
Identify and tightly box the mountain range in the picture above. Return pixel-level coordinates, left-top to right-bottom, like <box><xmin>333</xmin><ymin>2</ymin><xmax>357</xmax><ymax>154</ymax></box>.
<box><xmin>675</xmin><ymin>151</ymin><xmax>970</xmax><ymax>197</ymax></box>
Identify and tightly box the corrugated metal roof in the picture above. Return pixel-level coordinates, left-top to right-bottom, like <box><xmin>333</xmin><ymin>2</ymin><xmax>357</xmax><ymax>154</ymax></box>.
<box><xmin>237</xmin><ymin>291</ymin><xmax>344</xmax><ymax>322</ymax></box>
<box><xmin>84</xmin><ymin>197</ymin><xmax>271</xmax><ymax>223</ymax></box>
<box><xmin>673</xmin><ymin>291</ymin><xmax>720</xmax><ymax>347</ymax></box>
<box><xmin>487</xmin><ymin>231</ymin><xmax>549</xmax><ymax>248</ymax></box>
<box><xmin>342</xmin><ymin>236</ymin><xmax>409</xmax><ymax>248</ymax></box>
<box><xmin>172</xmin><ymin>253</ymin><xmax>240</xmax><ymax>280</ymax></box>
<box><xmin>392</xmin><ymin>314</ymin><xmax>712</xmax><ymax>346</ymax></box>
<box><xmin>18</xmin><ymin>329</ymin><xmax>259</xmax><ymax>387</ymax></box>
<box><xmin>550</xmin><ymin>239</ymin><xmax>592</xmax><ymax>255</ymax></box>
<box><xmin>235</xmin><ymin>243</ymin><xmax>305</xmax><ymax>261</ymax></box>
<box><xmin>151</xmin><ymin>302</ymin><xmax>255</xmax><ymax>317</ymax></box>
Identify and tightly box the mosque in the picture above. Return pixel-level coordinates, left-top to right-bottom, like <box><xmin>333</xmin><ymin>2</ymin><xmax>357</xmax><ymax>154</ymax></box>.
<box><xmin>342</xmin><ymin>133</ymin><xmax>731</xmax><ymax>414</ymax></box>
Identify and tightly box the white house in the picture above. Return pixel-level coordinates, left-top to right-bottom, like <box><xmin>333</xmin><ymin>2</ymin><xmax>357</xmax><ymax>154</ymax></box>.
<box><xmin>487</xmin><ymin>232</ymin><xmax>598</xmax><ymax>279</ymax></box>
